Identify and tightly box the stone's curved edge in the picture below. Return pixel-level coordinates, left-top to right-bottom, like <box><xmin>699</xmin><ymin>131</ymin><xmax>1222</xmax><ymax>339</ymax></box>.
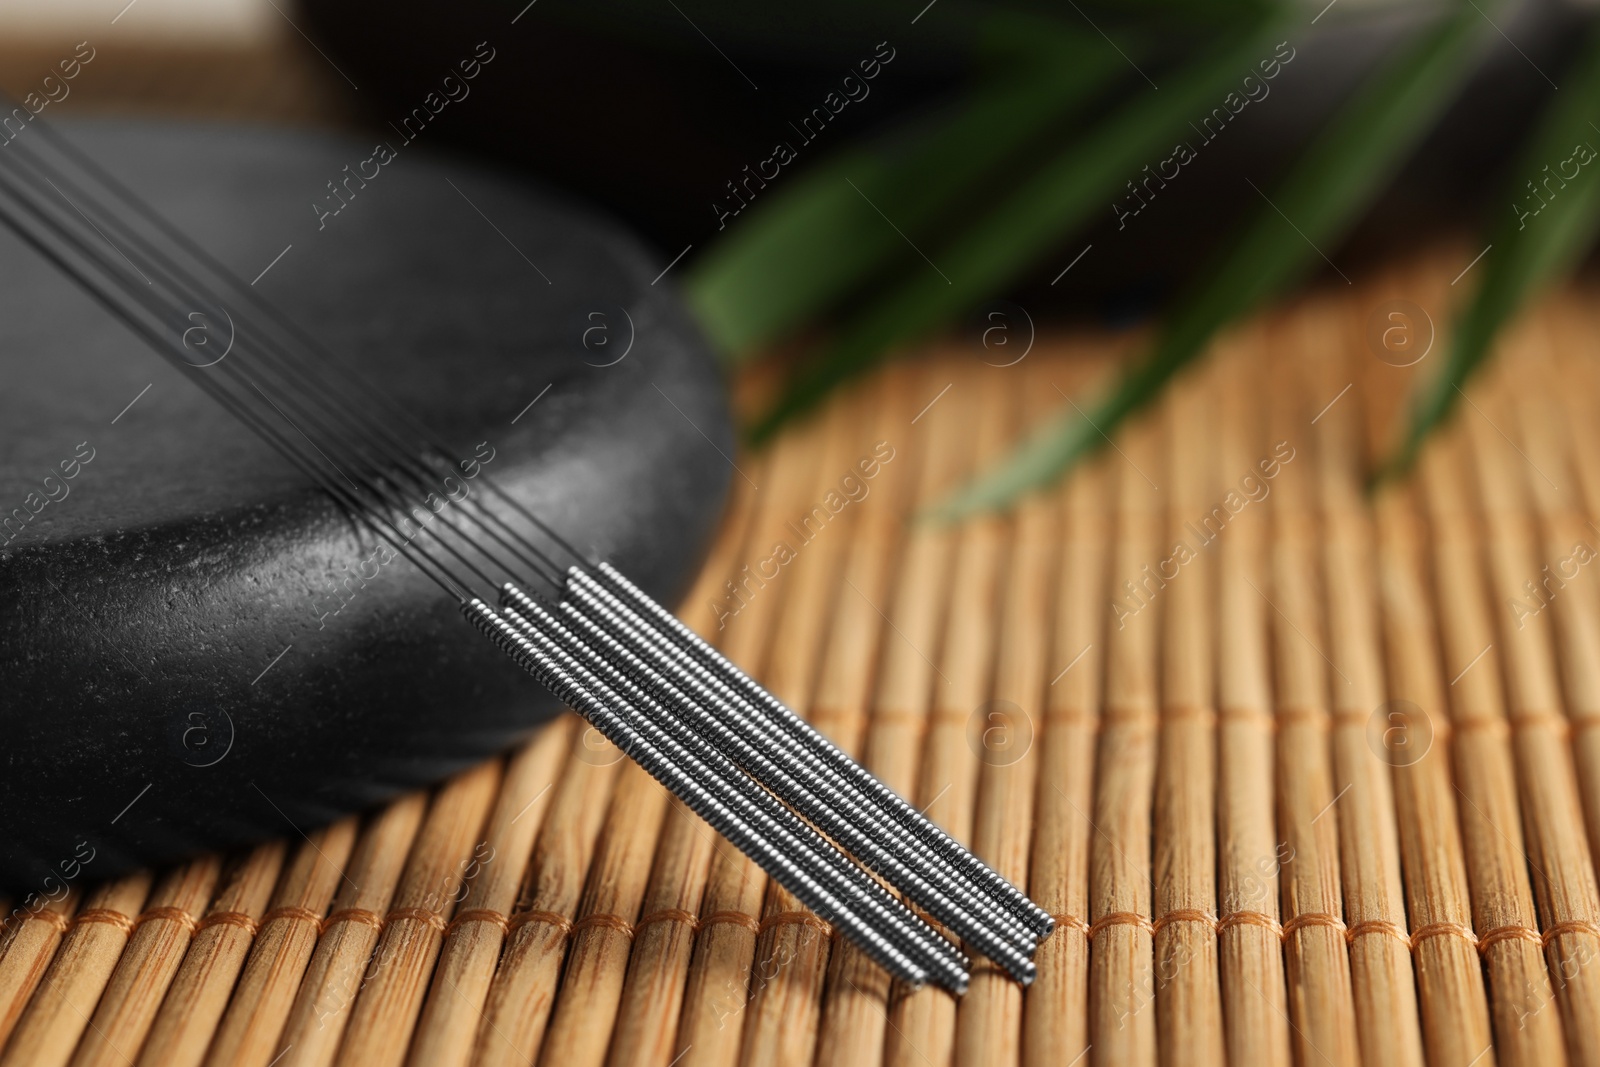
<box><xmin>0</xmin><ymin>121</ymin><xmax>731</xmax><ymax>893</ymax></box>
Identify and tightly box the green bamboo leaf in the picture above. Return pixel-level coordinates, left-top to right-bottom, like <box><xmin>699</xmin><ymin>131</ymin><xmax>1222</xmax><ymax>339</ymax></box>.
<box><xmin>687</xmin><ymin>23</ymin><xmax>1127</xmax><ymax>358</ymax></box>
<box><xmin>930</xmin><ymin>0</ymin><xmax>1495</xmax><ymax>520</ymax></box>
<box><xmin>1376</xmin><ymin>25</ymin><xmax>1600</xmax><ymax>484</ymax></box>
<box><xmin>746</xmin><ymin>18</ymin><xmax>1288</xmax><ymax>440</ymax></box>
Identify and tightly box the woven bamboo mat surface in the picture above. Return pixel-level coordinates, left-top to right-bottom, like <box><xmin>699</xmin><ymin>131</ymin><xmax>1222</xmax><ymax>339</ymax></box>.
<box><xmin>7</xmin><ymin>253</ymin><xmax>1600</xmax><ymax>1067</ymax></box>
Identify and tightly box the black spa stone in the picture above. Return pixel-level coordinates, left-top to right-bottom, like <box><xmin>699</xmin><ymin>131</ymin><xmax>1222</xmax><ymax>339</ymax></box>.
<box><xmin>0</xmin><ymin>121</ymin><xmax>732</xmax><ymax>893</ymax></box>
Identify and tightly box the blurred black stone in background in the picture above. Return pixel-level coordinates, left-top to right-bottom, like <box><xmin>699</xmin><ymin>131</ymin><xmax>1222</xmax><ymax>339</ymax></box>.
<box><xmin>303</xmin><ymin>0</ymin><xmax>1586</xmax><ymax>321</ymax></box>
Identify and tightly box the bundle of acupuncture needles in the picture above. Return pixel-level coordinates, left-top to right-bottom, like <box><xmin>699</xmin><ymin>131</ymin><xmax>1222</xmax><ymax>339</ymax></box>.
<box><xmin>0</xmin><ymin>115</ymin><xmax>1052</xmax><ymax>993</ymax></box>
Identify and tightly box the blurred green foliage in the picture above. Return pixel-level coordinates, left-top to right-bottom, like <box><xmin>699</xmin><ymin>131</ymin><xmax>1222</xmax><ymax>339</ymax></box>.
<box><xmin>683</xmin><ymin>0</ymin><xmax>1600</xmax><ymax>516</ymax></box>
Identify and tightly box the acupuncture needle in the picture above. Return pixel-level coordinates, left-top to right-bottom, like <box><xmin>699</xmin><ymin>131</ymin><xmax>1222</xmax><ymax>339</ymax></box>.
<box><xmin>0</xmin><ymin>125</ymin><xmax>1053</xmax><ymax>988</ymax></box>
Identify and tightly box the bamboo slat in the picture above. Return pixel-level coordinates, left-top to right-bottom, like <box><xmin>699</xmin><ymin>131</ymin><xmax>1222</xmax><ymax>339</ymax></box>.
<box><xmin>956</xmin><ymin>358</ymin><xmax>1061</xmax><ymax>1067</ymax></box>
<box><xmin>1545</xmin><ymin>303</ymin><xmax>1600</xmax><ymax>885</ymax></box>
<box><xmin>1272</xmin><ymin>304</ymin><xmax>1361</xmax><ymax>1067</ymax></box>
<box><xmin>1304</xmin><ymin>294</ymin><xmax>1427</xmax><ymax>1067</ymax></box>
<box><xmin>889</xmin><ymin>364</ymin><xmax>1015</xmax><ymax>1067</ymax></box>
<box><xmin>1210</xmin><ymin>333</ymin><xmax>1292</xmax><ymax>1067</ymax></box>
<box><xmin>822</xmin><ymin>356</ymin><xmax>976</xmax><ymax>1067</ymax></box>
<box><xmin>809</xmin><ymin>366</ymin><xmax>918</xmax><ymax>1067</ymax></box>
<box><xmin>1089</xmin><ymin>406</ymin><xmax>1163</xmax><ymax>1066</ymax></box>
<box><xmin>1358</xmin><ymin>314</ymin><xmax>1491</xmax><ymax>1065</ymax></box>
<box><xmin>1151</xmin><ymin>357</ymin><xmax>1224</xmax><ymax>1067</ymax></box>
<box><xmin>1021</xmin><ymin>427</ymin><xmax>1109</xmax><ymax>1067</ymax></box>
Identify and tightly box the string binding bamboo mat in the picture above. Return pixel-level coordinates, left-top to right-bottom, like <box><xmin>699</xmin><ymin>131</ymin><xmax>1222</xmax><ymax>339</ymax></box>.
<box><xmin>5</xmin><ymin>253</ymin><xmax>1600</xmax><ymax>1067</ymax></box>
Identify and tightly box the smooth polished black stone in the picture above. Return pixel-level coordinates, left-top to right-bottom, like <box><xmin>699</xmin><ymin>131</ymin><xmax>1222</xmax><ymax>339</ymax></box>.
<box><xmin>0</xmin><ymin>121</ymin><xmax>731</xmax><ymax>893</ymax></box>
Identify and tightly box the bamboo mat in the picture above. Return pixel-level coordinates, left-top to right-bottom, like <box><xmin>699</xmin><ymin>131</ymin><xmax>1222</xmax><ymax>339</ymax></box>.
<box><xmin>7</xmin><ymin>254</ymin><xmax>1600</xmax><ymax>1067</ymax></box>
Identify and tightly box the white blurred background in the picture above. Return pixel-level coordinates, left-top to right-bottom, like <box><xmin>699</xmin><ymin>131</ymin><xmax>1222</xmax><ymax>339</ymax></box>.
<box><xmin>0</xmin><ymin>0</ymin><xmax>353</xmax><ymax>126</ymax></box>
<box><xmin>0</xmin><ymin>0</ymin><xmax>276</xmax><ymax>41</ymax></box>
